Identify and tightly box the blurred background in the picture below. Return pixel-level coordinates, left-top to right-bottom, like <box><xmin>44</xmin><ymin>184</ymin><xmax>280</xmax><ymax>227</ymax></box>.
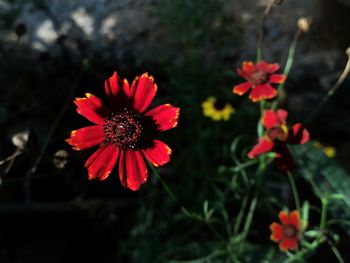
<box><xmin>0</xmin><ymin>0</ymin><xmax>350</xmax><ymax>262</ymax></box>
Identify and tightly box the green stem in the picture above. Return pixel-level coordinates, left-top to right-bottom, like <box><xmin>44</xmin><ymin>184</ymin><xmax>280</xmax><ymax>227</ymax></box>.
<box><xmin>23</xmin><ymin>62</ymin><xmax>87</xmax><ymax>203</ymax></box>
<box><xmin>287</xmin><ymin>171</ymin><xmax>301</xmax><ymax>213</ymax></box>
<box><xmin>331</xmin><ymin>245</ymin><xmax>345</xmax><ymax>263</ymax></box>
<box><xmin>320</xmin><ymin>198</ymin><xmax>328</xmax><ymax>230</ymax></box>
<box><xmin>257</xmin><ymin>100</ymin><xmax>266</xmax><ymax>138</ymax></box>
<box><xmin>272</xmin><ymin>29</ymin><xmax>302</xmax><ymax>110</ymax></box>
<box><xmin>239</xmin><ymin>160</ymin><xmax>266</xmax><ymax>251</ymax></box>
<box><xmin>305</xmin><ymin>52</ymin><xmax>350</xmax><ymax>124</ymax></box>
<box><xmin>233</xmin><ymin>189</ymin><xmax>250</xmax><ymax>235</ymax></box>
<box><xmin>148</xmin><ymin>163</ymin><xmax>224</xmax><ymax>240</ymax></box>
<box><xmin>326</xmin><ymin>219</ymin><xmax>350</xmax><ymax>227</ymax></box>
<box><xmin>231</xmin><ymin>159</ymin><xmax>259</xmax><ymax>173</ymax></box>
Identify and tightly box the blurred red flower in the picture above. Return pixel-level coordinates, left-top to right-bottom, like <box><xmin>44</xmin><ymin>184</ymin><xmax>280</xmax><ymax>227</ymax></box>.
<box><xmin>66</xmin><ymin>71</ymin><xmax>180</xmax><ymax>191</ymax></box>
<box><xmin>233</xmin><ymin>61</ymin><xmax>286</xmax><ymax>102</ymax></box>
<box><xmin>247</xmin><ymin>109</ymin><xmax>309</xmax><ymax>171</ymax></box>
<box><xmin>270</xmin><ymin>210</ymin><xmax>301</xmax><ymax>251</ymax></box>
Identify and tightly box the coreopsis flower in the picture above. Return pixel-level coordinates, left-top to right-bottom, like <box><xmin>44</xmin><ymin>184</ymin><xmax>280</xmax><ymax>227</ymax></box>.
<box><xmin>233</xmin><ymin>61</ymin><xmax>286</xmax><ymax>102</ymax></box>
<box><xmin>202</xmin><ymin>96</ymin><xmax>234</xmax><ymax>121</ymax></box>
<box><xmin>247</xmin><ymin>109</ymin><xmax>309</xmax><ymax>171</ymax></box>
<box><xmin>270</xmin><ymin>210</ymin><xmax>301</xmax><ymax>251</ymax></box>
<box><xmin>66</xmin><ymin>71</ymin><xmax>180</xmax><ymax>191</ymax></box>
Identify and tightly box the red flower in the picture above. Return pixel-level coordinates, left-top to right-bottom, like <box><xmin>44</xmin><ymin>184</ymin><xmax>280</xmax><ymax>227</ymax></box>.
<box><xmin>247</xmin><ymin>109</ymin><xmax>309</xmax><ymax>171</ymax></box>
<box><xmin>270</xmin><ymin>210</ymin><xmax>301</xmax><ymax>251</ymax></box>
<box><xmin>233</xmin><ymin>61</ymin><xmax>286</xmax><ymax>102</ymax></box>
<box><xmin>66</xmin><ymin>71</ymin><xmax>180</xmax><ymax>191</ymax></box>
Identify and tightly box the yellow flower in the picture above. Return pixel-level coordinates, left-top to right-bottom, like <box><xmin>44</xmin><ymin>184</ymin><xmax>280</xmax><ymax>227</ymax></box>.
<box><xmin>202</xmin><ymin>96</ymin><xmax>235</xmax><ymax>121</ymax></box>
<box><xmin>313</xmin><ymin>141</ymin><xmax>336</xmax><ymax>158</ymax></box>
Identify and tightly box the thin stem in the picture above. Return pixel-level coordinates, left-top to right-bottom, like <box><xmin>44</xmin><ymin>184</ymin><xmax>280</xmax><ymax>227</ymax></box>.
<box><xmin>232</xmin><ymin>159</ymin><xmax>259</xmax><ymax>234</ymax></box>
<box><xmin>0</xmin><ymin>149</ymin><xmax>23</xmax><ymax>166</ymax></box>
<box><xmin>148</xmin><ymin>163</ymin><xmax>187</xmax><ymax>212</ymax></box>
<box><xmin>287</xmin><ymin>171</ymin><xmax>301</xmax><ymax>213</ymax></box>
<box><xmin>305</xmin><ymin>52</ymin><xmax>350</xmax><ymax>124</ymax></box>
<box><xmin>239</xmin><ymin>160</ymin><xmax>266</xmax><ymax>252</ymax></box>
<box><xmin>231</xmin><ymin>159</ymin><xmax>259</xmax><ymax>173</ymax></box>
<box><xmin>257</xmin><ymin>100</ymin><xmax>266</xmax><ymax>138</ymax></box>
<box><xmin>23</xmin><ymin>63</ymin><xmax>87</xmax><ymax>203</ymax></box>
<box><xmin>331</xmin><ymin>245</ymin><xmax>345</xmax><ymax>263</ymax></box>
<box><xmin>326</xmin><ymin>219</ymin><xmax>350</xmax><ymax>227</ymax></box>
<box><xmin>233</xmin><ymin>189</ymin><xmax>250</xmax><ymax>235</ymax></box>
<box><xmin>148</xmin><ymin>163</ymin><xmax>224</xmax><ymax>240</ymax></box>
<box><xmin>257</xmin><ymin>0</ymin><xmax>275</xmax><ymax>62</ymax></box>
<box><xmin>320</xmin><ymin>198</ymin><xmax>328</xmax><ymax>230</ymax></box>
<box><xmin>272</xmin><ymin>29</ymin><xmax>302</xmax><ymax>110</ymax></box>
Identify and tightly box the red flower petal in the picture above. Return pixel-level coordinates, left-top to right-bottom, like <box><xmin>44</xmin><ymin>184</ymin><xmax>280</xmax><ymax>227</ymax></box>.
<box><xmin>84</xmin><ymin>143</ymin><xmax>109</xmax><ymax>168</ymax></box>
<box><xmin>233</xmin><ymin>82</ymin><xmax>252</xmax><ymax>95</ymax></box>
<box><xmin>142</xmin><ymin>140</ymin><xmax>172</xmax><ymax>167</ymax></box>
<box><xmin>256</xmin><ymin>61</ymin><xmax>280</xmax><ymax>74</ymax></box>
<box><xmin>289</xmin><ymin>210</ymin><xmax>300</xmax><ymax>230</ymax></box>
<box><xmin>279</xmin><ymin>211</ymin><xmax>290</xmax><ymax>225</ymax></box>
<box><xmin>276</xmin><ymin>109</ymin><xmax>288</xmax><ymax>124</ymax></box>
<box><xmin>249</xmin><ymin>84</ymin><xmax>277</xmax><ymax>102</ymax></box>
<box><xmin>66</xmin><ymin>125</ymin><xmax>105</xmax><ymax>151</ymax></box>
<box><xmin>270</xmin><ymin>223</ymin><xmax>283</xmax><ymax>242</ymax></box>
<box><xmin>242</xmin><ymin>61</ymin><xmax>255</xmax><ymax>72</ymax></box>
<box><xmin>279</xmin><ymin>238</ymin><xmax>298</xmax><ymax>251</ymax></box>
<box><xmin>74</xmin><ymin>93</ymin><xmax>109</xmax><ymax>125</ymax></box>
<box><xmin>145</xmin><ymin>104</ymin><xmax>180</xmax><ymax>131</ymax></box>
<box><xmin>269</xmin><ymin>74</ymin><xmax>286</xmax><ymax>84</ymax></box>
<box><xmin>288</xmin><ymin>123</ymin><xmax>310</xmax><ymax>144</ymax></box>
<box><xmin>118</xmin><ymin>150</ymin><xmax>148</xmax><ymax>191</ymax></box>
<box><xmin>105</xmin><ymin>72</ymin><xmax>120</xmax><ymax>96</ymax></box>
<box><xmin>86</xmin><ymin>144</ymin><xmax>119</xmax><ymax>181</ymax></box>
<box><xmin>130</xmin><ymin>73</ymin><xmax>157</xmax><ymax>113</ymax></box>
<box><xmin>263</xmin><ymin>110</ymin><xmax>277</xmax><ymax>128</ymax></box>
<box><xmin>238</xmin><ymin>61</ymin><xmax>255</xmax><ymax>78</ymax></box>
<box><xmin>263</xmin><ymin>109</ymin><xmax>288</xmax><ymax>129</ymax></box>
<box><xmin>247</xmin><ymin>138</ymin><xmax>274</xmax><ymax>159</ymax></box>
<box><xmin>104</xmin><ymin>71</ymin><xmax>126</xmax><ymax>108</ymax></box>
<box><xmin>119</xmin><ymin>77</ymin><xmax>131</xmax><ymax>99</ymax></box>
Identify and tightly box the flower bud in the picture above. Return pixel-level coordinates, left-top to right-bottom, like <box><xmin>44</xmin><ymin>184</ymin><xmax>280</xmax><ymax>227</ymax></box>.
<box><xmin>11</xmin><ymin>130</ymin><xmax>30</xmax><ymax>150</ymax></box>
<box><xmin>53</xmin><ymin>149</ymin><xmax>69</xmax><ymax>169</ymax></box>
<box><xmin>297</xmin><ymin>17</ymin><xmax>311</xmax><ymax>33</ymax></box>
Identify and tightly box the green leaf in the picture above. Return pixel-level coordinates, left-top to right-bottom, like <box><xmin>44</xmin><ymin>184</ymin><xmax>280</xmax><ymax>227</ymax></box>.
<box><xmin>290</xmin><ymin>143</ymin><xmax>350</xmax><ymax>227</ymax></box>
<box><xmin>303</xmin><ymin>230</ymin><xmax>319</xmax><ymax>238</ymax></box>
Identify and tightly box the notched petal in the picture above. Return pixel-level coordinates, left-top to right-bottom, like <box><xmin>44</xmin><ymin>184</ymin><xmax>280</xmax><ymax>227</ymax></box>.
<box><xmin>66</xmin><ymin>125</ymin><xmax>105</xmax><ymax>151</ymax></box>
<box><xmin>74</xmin><ymin>93</ymin><xmax>109</xmax><ymax>124</ymax></box>
<box><xmin>145</xmin><ymin>104</ymin><xmax>180</xmax><ymax>131</ymax></box>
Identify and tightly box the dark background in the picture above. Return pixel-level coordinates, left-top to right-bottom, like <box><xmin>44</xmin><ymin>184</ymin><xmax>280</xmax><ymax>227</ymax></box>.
<box><xmin>0</xmin><ymin>0</ymin><xmax>349</xmax><ymax>262</ymax></box>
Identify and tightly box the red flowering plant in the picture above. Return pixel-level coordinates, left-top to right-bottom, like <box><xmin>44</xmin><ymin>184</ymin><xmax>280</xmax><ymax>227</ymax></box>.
<box><xmin>66</xmin><ymin>71</ymin><xmax>179</xmax><ymax>191</ymax></box>
<box><xmin>270</xmin><ymin>210</ymin><xmax>302</xmax><ymax>251</ymax></box>
<box><xmin>247</xmin><ymin>109</ymin><xmax>309</xmax><ymax>172</ymax></box>
<box><xmin>60</xmin><ymin>2</ymin><xmax>350</xmax><ymax>262</ymax></box>
<box><xmin>233</xmin><ymin>61</ymin><xmax>286</xmax><ymax>102</ymax></box>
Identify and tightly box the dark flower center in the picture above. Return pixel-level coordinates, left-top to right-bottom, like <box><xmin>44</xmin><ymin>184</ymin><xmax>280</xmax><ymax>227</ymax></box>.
<box><xmin>213</xmin><ymin>99</ymin><xmax>226</xmax><ymax>110</ymax></box>
<box><xmin>267</xmin><ymin>126</ymin><xmax>287</xmax><ymax>142</ymax></box>
<box><xmin>283</xmin><ymin>225</ymin><xmax>297</xmax><ymax>238</ymax></box>
<box><xmin>104</xmin><ymin>109</ymin><xmax>143</xmax><ymax>149</ymax></box>
<box><xmin>249</xmin><ymin>70</ymin><xmax>267</xmax><ymax>85</ymax></box>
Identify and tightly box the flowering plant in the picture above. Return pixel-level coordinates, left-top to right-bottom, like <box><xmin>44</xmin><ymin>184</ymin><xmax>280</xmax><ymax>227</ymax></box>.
<box><xmin>2</xmin><ymin>1</ymin><xmax>350</xmax><ymax>262</ymax></box>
